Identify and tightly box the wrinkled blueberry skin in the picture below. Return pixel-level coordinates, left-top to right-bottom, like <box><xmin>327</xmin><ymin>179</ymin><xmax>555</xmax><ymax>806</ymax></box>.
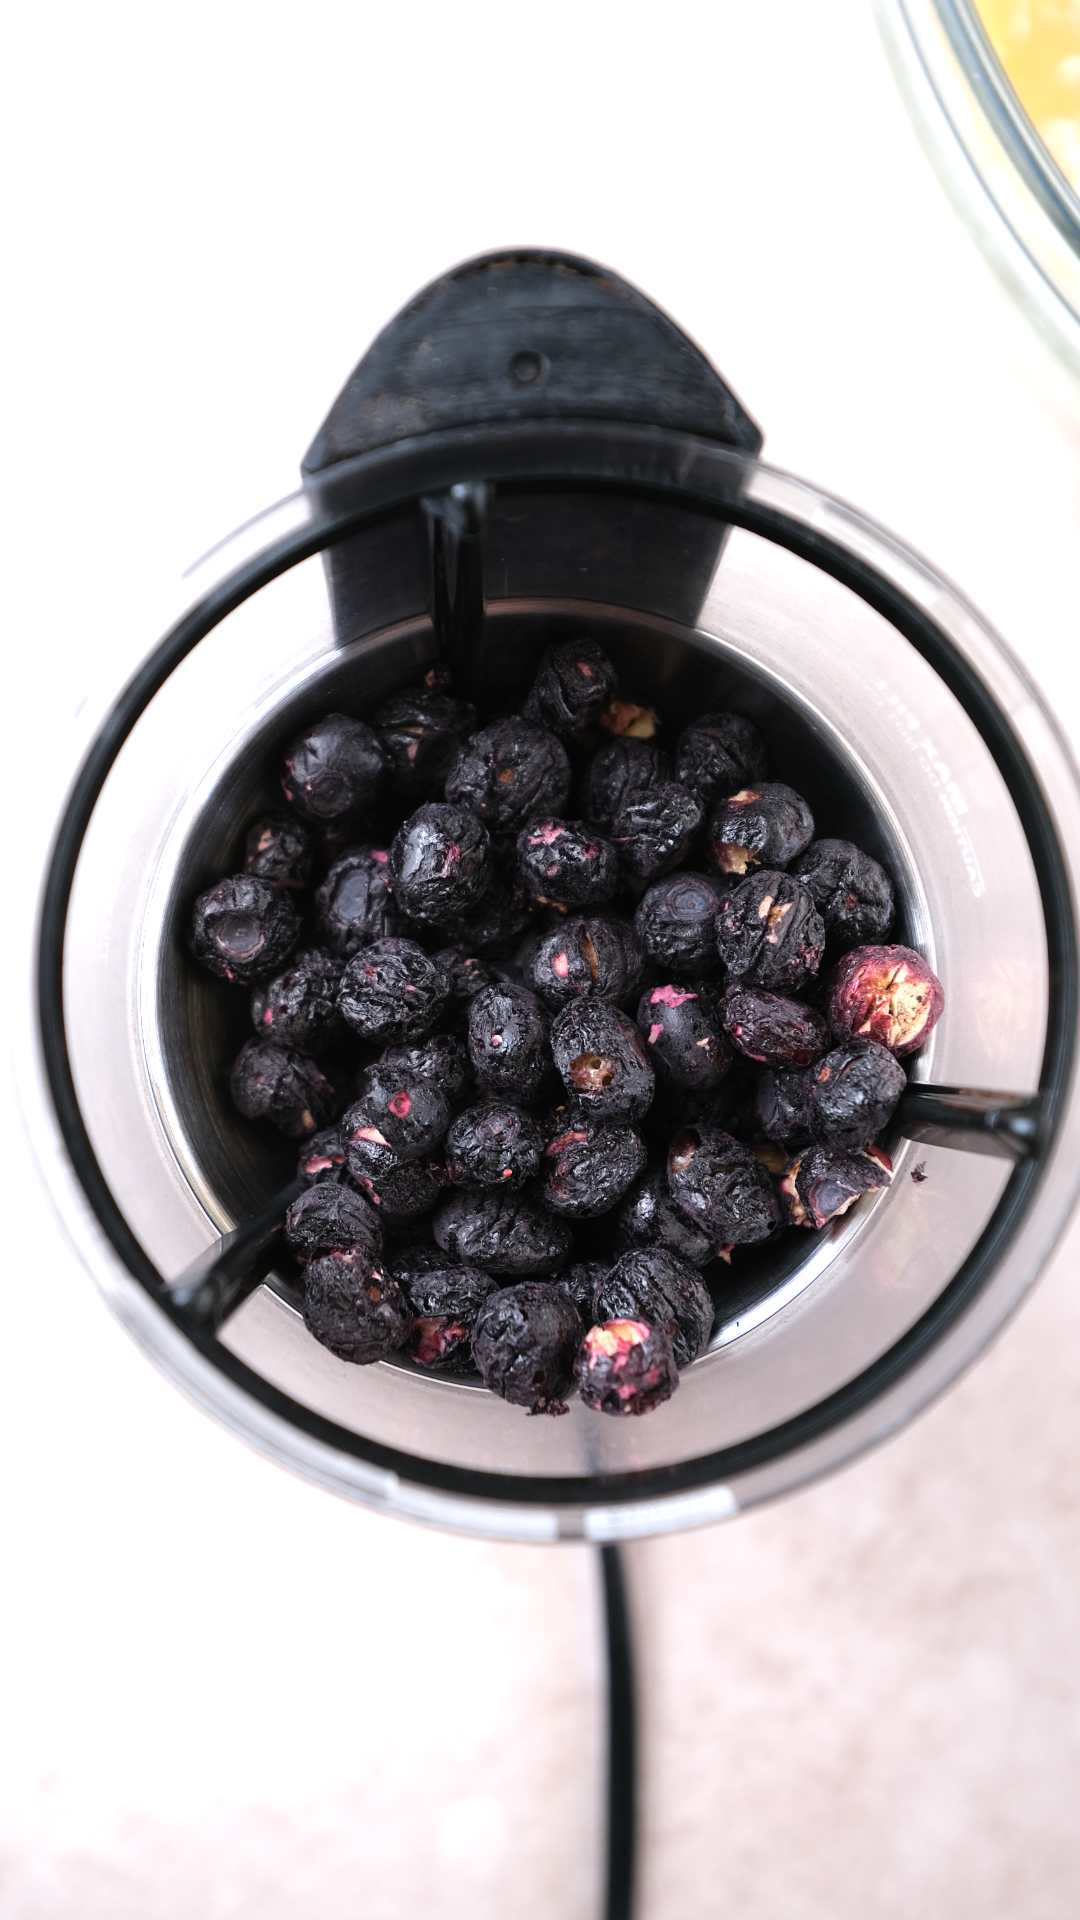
<box><xmin>524</xmin><ymin>914</ymin><xmax>645</xmax><ymax>1011</ymax></box>
<box><xmin>791</xmin><ymin>838</ymin><xmax>895</xmax><ymax>950</ymax></box>
<box><xmin>522</xmin><ymin>639</ymin><xmax>619</xmax><ymax>735</ymax></box>
<box><xmin>436</xmin><ymin>882</ymin><xmax>536</xmax><ymax>959</ymax></box>
<box><xmin>434</xmin><ymin>1189</ymin><xmax>573</xmax><ymax>1275</ymax></box>
<box><xmin>372</xmin><ymin>688</ymin><xmax>477</xmax><ymax>799</ymax></box>
<box><xmin>559</xmin><ymin>1262</ymin><xmax>608</xmax><ymax>1327</ymax></box>
<box><xmin>285</xmin><ymin>1183</ymin><xmax>383</xmax><ymax>1264</ymax></box>
<box><xmin>667</xmin><ymin>1125</ymin><xmax>780</xmax><ymax>1244</ymax></box>
<box><xmin>594</xmin><ymin>1248</ymin><xmax>714</xmax><ymax>1369</ymax></box>
<box><xmin>468</xmin><ymin>983</ymin><xmax>552</xmax><ymax>1101</ymax></box>
<box><xmin>516</xmin><ymin>816</ymin><xmax>619</xmax><ymax>908</ymax></box>
<box><xmin>539</xmin><ymin>1118</ymin><xmax>647</xmax><ymax>1217</ymax></box>
<box><xmin>551</xmin><ymin>1002</ymin><xmax>655</xmax><ymax>1121</ymax></box>
<box><xmin>190</xmin><ymin>875</ymin><xmax>301</xmax><ymax>985</ymax></box>
<box><xmin>634</xmin><ymin>872</ymin><xmax>726</xmax><ymax>977</ymax></box>
<box><xmin>575</xmin><ymin>1319</ymin><xmax>680</xmax><ymax>1416</ymax></box>
<box><xmin>779</xmin><ymin>1142</ymin><xmax>893</xmax><ymax>1230</ymax></box>
<box><xmin>675</xmin><ymin>712</ymin><xmax>768</xmax><ymax>805</ymax></box>
<box><xmin>611</xmin><ymin>783</ymin><xmax>704</xmax><ymax>881</ymax></box>
<box><xmin>715</xmin><ymin>871</ymin><xmax>825</xmax><ymax>993</ymax></box>
<box><xmin>250</xmin><ymin>948</ymin><xmax>342</xmax><ymax>1050</ymax></box>
<box><xmin>721</xmin><ymin>986</ymin><xmax>830</xmax><ymax>1068</ymax></box>
<box><xmin>706</xmin><ymin>782</ymin><xmax>814</xmax><ymax>877</ymax></box>
<box><xmin>471</xmin><ymin>1282</ymin><xmax>583</xmax><ymax>1414</ymax></box>
<box><xmin>302</xmin><ymin>1249</ymin><xmax>411</xmax><ymax>1363</ymax></box>
<box><xmin>388</xmin><ymin>801</ymin><xmax>492</xmax><ymax>925</ymax></box>
<box><xmin>808</xmin><ymin>1038</ymin><xmax>907</xmax><ymax>1151</ymax></box>
<box><xmin>229</xmin><ymin>1039</ymin><xmax>338</xmax><ymax>1137</ymax></box>
<box><xmin>584</xmin><ymin>738</ymin><xmax>672</xmax><ymax>833</ymax></box>
<box><xmin>431</xmin><ymin>948</ymin><xmax>499</xmax><ymax>1026</ymax></box>
<box><xmin>379</xmin><ymin>1033</ymin><xmax>474</xmax><ymax>1108</ymax></box>
<box><xmin>315</xmin><ymin>847</ymin><xmax>402</xmax><ymax>957</ymax></box>
<box><xmin>446</xmin><ymin>1101</ymin><xmax>544</xmax><ymax>1190</ymax></box>
<box><xmin>338</xmin><ymin>938</ymin><xmax>450</xmax><ymax>1044</ymax></box>
<box><xmin>445</xmin><ymin>717</ymin><xmax>571</xmax><ymax>832</ymax></box>
<box><xmin>404</xmin><ymin>1263</ymin><xmax>497</xmax><ymax>1371</ymax></box>
<box><xmin>345</xmin><ymin>1068</ymin><xmax>451</xmax><ymax>1162</ymax></box>
<box><xmin>754</xmin><ymin>1068</ymin><xmax>814</xmax><ymax>1143</ymax></box>
<box><xmin>342</xmin><ymin>1120</ymin><xmax>444</xmax><ymax>1220</ymax></box>
<box><xmin>281</xmin><ymin>712</ymin><xmax>388</xmax><ymax>823</ymax></box>
<box><xmin>385</xmin><ymin>1242</ymin><xmax>448</xmax><ymax>1294</ymax></box>
<box><xmin>244</xmin><ymin>814</ymin><xmax>313</xmax><ymax>889</ymax></box>
<box><xmin>615</xmin><ymin>1168</ymin><xmax>716</xmax><ymax>1267</ymax></box>
<box><xmin>296</xmin><ymin>1125</ymin><xmax>350</xmax><ymax>1187</ymax></box>
<box><xmin>827</xmin><ymin>944</ymin><xmax>945</xmax><ymax>1058</ymax></box>
<box><xmin>637</xmin><ymin>983</ymin><xmax>733</xmax><ymax>1090</ymax></box>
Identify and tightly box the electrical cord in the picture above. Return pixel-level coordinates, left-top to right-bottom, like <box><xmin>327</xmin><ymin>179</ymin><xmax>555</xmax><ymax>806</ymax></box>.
<box><xmin>600</xmin><ymin>1545</ymin><xmax>636</xmax><ymax>1920</ymax></box>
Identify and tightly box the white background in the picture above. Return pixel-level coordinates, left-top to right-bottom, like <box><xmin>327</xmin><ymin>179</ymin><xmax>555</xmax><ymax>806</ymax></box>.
<box><xmin>4</xmin><ymin>2</ymin><xmax>1080</xmax><ymax>1915</ymax></box>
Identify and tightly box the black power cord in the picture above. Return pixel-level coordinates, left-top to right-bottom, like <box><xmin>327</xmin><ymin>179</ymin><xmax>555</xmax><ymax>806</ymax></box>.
<box><xmin>600</xmin><ymin>1545</ymin><xmax>637</xmax><ymax>1920</ymax></box>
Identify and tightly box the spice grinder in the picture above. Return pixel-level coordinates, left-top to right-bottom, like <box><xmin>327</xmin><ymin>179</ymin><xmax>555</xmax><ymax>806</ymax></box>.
<box><xmin>27</xmin><ymin>249</ymin><xmax>1080</xmax><ymax>1541</ymax></box>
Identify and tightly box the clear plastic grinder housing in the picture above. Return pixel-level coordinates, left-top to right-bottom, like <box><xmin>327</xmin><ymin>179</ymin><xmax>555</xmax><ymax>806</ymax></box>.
<box><xmin>31</xmin><ymin>250</ymin><xmax>1080</xmax><ymax>1544</ymax></box>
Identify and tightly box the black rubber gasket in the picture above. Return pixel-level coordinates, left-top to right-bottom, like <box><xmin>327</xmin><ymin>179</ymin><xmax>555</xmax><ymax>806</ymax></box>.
<box><xmin>36</xmin><ymin>421</ymin><xmax>1078</xmax><ymax>1510</ymax></box>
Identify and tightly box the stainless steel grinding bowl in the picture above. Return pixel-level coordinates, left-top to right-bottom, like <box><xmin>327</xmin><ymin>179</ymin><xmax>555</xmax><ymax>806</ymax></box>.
<box><xmin>27</xmin><ymin>252</ymin><xmax>1080</xmax><ymax>1540</ymax></box>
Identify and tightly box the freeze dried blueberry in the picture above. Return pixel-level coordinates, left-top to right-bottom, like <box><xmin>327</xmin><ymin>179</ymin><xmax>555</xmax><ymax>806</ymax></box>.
<box><xmin>471</xmin><ymin>1282</ymin><xmax>582</xmax><ymax>1414</ymax></box>
<box><xmin>634</xmin><ymin>872</ymin><xmax>726</xmax><ymax>976</ymax></box>
<box><xmin>445</xmin><ymin>717</ymin><xmax>571</xmax><ymax>832</ymax></box>
<box><xmin>791</xmin><ymin>838</ymin><xmax>895</xmax><ymax>949</ymax></box>
<box><xmin>615</xmin><ymin>1169</ymin><xmax>715</xmax><ymax>1267</ymax></box>
<box><xmin>229</xmin><ymin>1039</ymin><xmax>338</xmax><ymax>1137</ymax></box>
<box><xmin>778</xmin><ymin>1142</ymin><xmax>893</xmax><ymax>1229</ymax></box>
<box><xmin>827</xmin><ymin>945</ymin><xmax>944</xmax><ymax>1057</ymax></box>
<box><xmin>522</xmin><ymin>639</ymin><xmax>619</xmax><ymax>735</ymax></box>
<box><xmin>189</xmin><ymin>875</ymin><xmax>301</xmax><ymax>985</ymax></box>
<box><xmin>594</xmin><ymin>1248</ymin><xmax>714</xmax><ymax>1369</ymax></box>
<box><xmin>315</xmin><ymin>846</ymin><xmax>402</xmax><ymax>957</ymax></box>
<box><xmin>584</xmin><ymin>737</ymin><xmax>672</xmax><ymax>833</ymax></box>
<box><xmin>524</xmin><ymin>914</ymin><xmax>645</xmax><ymax>1010</ymax></box>
<box><xmin>387</xmin><ymin>802</ymin><xmax>492</xmax><ymax>925</ymax></box>
<box><xmin>343</xmin><ymin>1121</ymin><xmax>444</xmax><ymax>1221</ymax></box>
<box><xmin>516</xmin><ymin>816</ymin><xmax>619</xmax><ymax>909</ymax></box>
<box><xmin>405</xmin><ymin>1264</ymin><xmax>496</xmax><ymax>1371</ymax></box>
<box><xmin>243</xmin><ymin>814</ymin><xmax>313</xmax><ymax>889</ymax></box>
<box><xmin>250</xmin><ymin>948</ymin><xmax>342</xmax><ymax>1050</ymax></box>
<box><xmin>468</xmin><ymin>984</ymin><xmax>551</xmax><ymax>1101</ymax></box>
<box><xmin>345</xmin><ymin>1069</ymin><xmax>451</xmax><ymax>1162</ymax></box>
<box><xmin>637</xmin><ymin>983</ymin><xmax>733</xmax><ymax>1090</ymax></box>
<box><xmin>338</xmin><ymin>938</ymin><xmax>450</xmax><ymax>1044</ymax></box>
<box><xmin>610</xmin><ymin>783</ymin><xmax>704</xmax><ymax>881</ymax></box>
<box><xmin>551</xmin><ymin>1001</ymin><xmax>655</xmax><ymax>1121</ymax></box>
<box><xmin>706</xmin><ymin>783</ymin><xmax>814</xmax><ymax>877</ymax></box>
<box><xmin>433</xmin><ymin>1189</ymin><xmax>573</xmax><ymax>1274</ymax></box>
<box><xmin>721</xmin><ymin>986</ymin><xmax>830</xmax><ymax>1067</ymax></box>
<box><xmin>559</xmin><ymin>1262</ymin><xmax>608</xmax><ymax>1327</ymax></box>
<box><xmin>371</xmin><ymin>687</ymin><xmax>477</xmax><ymax>798</ymax></box>
<box><xmin>379</xmin><ymin>1033</ymin><xmax>474</xmax><ymax>1108</ymax></box>
<box><xmin>808</xmin><ymin>1038</ymin><xmax>906</xmax><ymax>1151</ymax></box>
<box><xmin>385</xmin><ymin>1242</ymin><xmax>447</xmax><ymax>1294</ymax></box>
<box><xmin>675</xmin><ymin>713</ymin><xmax>768</xmax><ymax>805</ymax></box>
<box><xmin>539</xmin><ymin>1118</ymin><xmax>647</xmax><ymax>1217</ymax></box>
<box><xmin>296</xmin><ymin>1126</ymin><xmax>349</xmax><ymax>1187</ymax></box>
<box><xmin>435</xmin><ymin>880</ymin><xmax>535</xmax><ymax>958</ymax></box>
<box><xmin>281</xmin><ymin>712</ymin><xmax>388</xmax><ymax>823</ymax></box>
<box><xmin>445</xmin><ymin>1102</ymin><xmax>544</xmax><ymax>1189</ymax></box>
<box><xmin>302</xmin><ymin>1249</ymin><xmax>411</xmax><ymax>1363</ymax></box>
<box><xmin>715</xmin><ymin>871</ymin><xmax>825</xmax><ymax>993</ymax></box>
<box><xmin>754</xmin><ymin>1068</ymin><xmax>814</xmax><ymax>1143</ymax></box>
<box><xmin>667</xmin><ymin>1126</ymin><xmax>780</xmax><ymax>1244</ymax></box>
<box><xmin>575</xmin><ymin>1320</ymin><xmax>680</xmax><ymax>1417</ymax></box>
<box><xmin>431</xmin><ymin>949</ymin><xmax>499</xmax><ymax>1026</ymax></box>
<box><xmin>285</xmin><ymin>1183</ymin><xmax>383</xmax><ymax>1264</ymax></box>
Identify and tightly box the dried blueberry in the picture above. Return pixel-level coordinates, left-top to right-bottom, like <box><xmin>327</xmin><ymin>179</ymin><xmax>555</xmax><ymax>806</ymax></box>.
<box><xmin>435</xmin><ymin>881</ymin><xmax>536</xmax><ymax>959</ymax></box>
<box><xmin>522</xmin><ymin>639</ymin><xmax>619</xmax><ymax>735</ymax></box>
<box><xmin>371</xmin><ymin>687</ymin><xmax>477</xmax><ymax>798</ymax></box>
<box><xmin>827</xmin><ymin>944</ymin><xmax>944</xmax><ymax>1057</ymax></box>
<box><xmin>250</xmin><ymin>948</ymin><xmax>342</xmax><ymax>1051</ymax></box>
<box><xmin>345</xmin><ymin>1069</ymin><xmax>451</xmax><ymax>1162</ymax></box>
<box><xmin>229</xmin><ymin>1039</ymin><xmax>338</xmax><ymax>1137</ymax></box>
<box><xmin>584</xmin><ymin>738</ymin><xmax>671</xmax><ymax>834</ymax></box>
<box><xmin>338</xmin><ymin>938</ymin><xmax>450</xmax><ymax>1044</ymax></box>
<box><xmin>610</xmin><ymin>783</ymin><xmax>704</xmax><ymax>881</ymax></box>
<box><xmin>715</xmin><ymin>871</ymin><xmax>825</xmax><ymax>993</ymax></box>
<box><xmin>403</xmin><ymin>1264</ymin><xmax>497</xmax><ymax>1371</ymax></box>
<box><xmin>281</xmin><ymin>712</ymin><xmax>388</xmax><ymax>823</ymax></box>
<box><xmin>550</xmin><ymin>1001</ymin><xmax>655</xmax><ymax>1121</ymax></box>
<box><xmin>637</xmin><ymin>983</ymin><xmax>733</xmax><ymax>1090</ymax></box>
<box><xmin>445</xmin><ymin>1101</ymin><xmax>544</xmax><ymax>1190</ymax></box>
<box><xmin>385</xmin><ymin>1242</ymin><xmax>447</xmax><ymax>1293</ymax></box>
<box><xmin>387</xmin><ymin>801</ymin><xmax>493</xmax><ymax>925</ymax></box>
<box><xmin>559</xmin><ymin>1262</ymin><xmax>608</xmax><ymax>1327</ymax></box>
<box><xmin>285</xmin><ymin>1183</ymin><xmax>383</xmax><ymax>1264</ymax></box>
<box><xmin>594</xmin><ymin>1248</ymin><xmax>714</xmax><ymax>1369</ymax></box>
<box><xmin>675</xmin><ymin>712</ymin><xmax>768</xmax><ymax>804</ymax></box>
<box><xmin>721</xmin><ymin>986</ymin><xmax>830</xmax><ymax>1067</ymax></box>
<box><xmin>516</xmin><ymin>816</ymin><xmax>619</xmax><ymax>909</ymax></box>
<box><xmin>471</xmin><ymin>1282</ymin><xmax>582</xmax><ymax>1414</ymax></box>
<box><xmin>634</xmin><ymin>872</ymin><xmax>726</xmax><ymax>976</ymax></box>
<box><xmin>243</xmin><ymin>813</ymin><xmax>313</xmax><ymax>889</ymax></box>
<box><xmin>808</xmin><ymin>1038</ymin><xmax>907</xmax><ymax>1151</ymax></box>
<box><xmin>615</xmin><ymin>1169</ymin><xmax>716</xmax><ymax>1267</ymax></box>
<box><xmin>753</xmin><ymin>1068</ymin><xmax>814</xmax><ymax>1143</ymax></box>
<box><xmin>314</xmin><ymin>846</ymin><xmax>402</xmax><ymax>957</ymax></box>
<box><xmin>524</xmin><ymin>914</ymin><xmax>645</xmax><ymax>1011</ymax></box>
<box><xmin>296</xmin><ymin>1125</ymin><xmax>349</xmax><ymax>1186</ymax></box>
<box><xmin>433</xmin><ymin>1189</ymin><xmax>573</xmax><ymax>1275</ymax></box>
<box><xmin>467</xmin><ymin>983</ymin><xmax>552</xmax><ymax>1102</ymax></box>
<box><xmin>189</xmin><ymin>875</ymin><xmax>301</xmax><ymax>985</ymax></box>
<box><xmin>445</xmin><ymin>717</ymin><xmax>571</xmax><ymax>832</ymax></box>
<box><xmin>431</xmin><ymin>948</ymin><xmax>499</xmax><ymax>1026</ymax></box>
<box><xmin>343</xmin><ymin>1119</ymin><xmax>444</xmax><ymax>1221</ymax></box>
<box><xmin>791</xmin><ymin>838</ymin><xmax>895</xmax><ymax>949</ymax></box>
<box><xmin>778</xmin><ymin>1142</ymin><xmax>893</xmax><ymax>1229</ymax></box>
<box><xmin>706</xmin><ymin>783</ymin><xmax>814</xmax><ymax>877</ymax></box>
<box><xmin>539</xmin><ymin>1118</ymin><xmax>647</xmax><ymax>1217</ymax></box>
<box><xmin>379</xmin><ymin>1033</ymin><xmax>474</xmax><ymax>1108</ymax></box>
<box><xmin>667</xmin><ymin>1126</ymin><xmax>780</xmax><ymax>1244</ymax></box>
<box><xmin>575</xmin><ymin>1319</ymin><xmax>680</xmax><ymax>1416</ymax></box>
<box><xmin>302</xmin><ymin>1248</ymin><xmax>411</xmax><ymax>1363</ymax></box>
